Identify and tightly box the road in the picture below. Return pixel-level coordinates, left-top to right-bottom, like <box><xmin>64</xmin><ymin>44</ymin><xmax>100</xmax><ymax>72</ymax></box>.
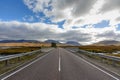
<box><xmin>1</xmin><ymin>48</ymin><xmax>120</xmax><ymax>80</ymax></box>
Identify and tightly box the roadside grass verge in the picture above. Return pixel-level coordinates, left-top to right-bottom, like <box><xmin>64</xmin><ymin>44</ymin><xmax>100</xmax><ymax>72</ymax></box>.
<box><xmin>0</xmin><ymin>47</ymin><xmax>41</xmax><ymax>55</ymax></box>
<box><xmin>79</xmin><ymin>45</ymin><xmax>120</xmax><ymax>53</ymax></box>
<box><xmin>0</xmin><ymin>47</ymin><xmax>45</xmax><ymax>75</ymax></box>
<box><xmin>78</xmin><ymin>50</ymin><xmax>120</xmax><ymax>67</ymax></box>
<box><xmin>107</xmin><ymin>54</ymin><xmax>120</xmax><ymax>57</ymax></box>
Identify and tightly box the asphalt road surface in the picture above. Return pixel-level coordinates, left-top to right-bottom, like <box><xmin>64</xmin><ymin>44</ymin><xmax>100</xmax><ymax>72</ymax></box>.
<box><xmin>1</xmin><ymin>48</ymin><xmax>120</xmax><ymax>80</ymax></box>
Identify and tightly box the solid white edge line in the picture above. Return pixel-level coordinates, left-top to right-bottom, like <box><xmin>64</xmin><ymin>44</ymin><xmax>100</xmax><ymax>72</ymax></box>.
<box><xmin>69</xmin><ymin>52</ymin><xmax>120</xmax><ymax>80</ymax></box>
<box><xmin>58</xmin><ymin>49</ymin><xmax>61</xmax><ymax>72</ymax></box>
<box><xmin>1</xmin><ymin>52</ymin><xmax>51</xmax><ymax>80</ymax></box>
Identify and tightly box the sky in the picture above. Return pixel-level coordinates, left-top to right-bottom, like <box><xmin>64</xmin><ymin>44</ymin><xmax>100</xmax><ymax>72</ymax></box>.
<box><xmin>0</xmin><ymin>0</ymin><xmax>120</xmax><ymax>45</ymax></box>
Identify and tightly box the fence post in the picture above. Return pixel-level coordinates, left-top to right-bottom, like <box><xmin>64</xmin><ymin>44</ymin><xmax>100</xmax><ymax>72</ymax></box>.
<box><xmin>18</xmin><ymin>57</ymin><xmax>21</xmax><ymax>61</ymax></box>
<box><xmin>5</xmin><ymin>60</ymin><xmax>9</xmax><ymax>66</ymax></box>
<box><xmin>112</xmin><ymin>60</ymin><xmax>116</xmax><ymax>67</ymax></box>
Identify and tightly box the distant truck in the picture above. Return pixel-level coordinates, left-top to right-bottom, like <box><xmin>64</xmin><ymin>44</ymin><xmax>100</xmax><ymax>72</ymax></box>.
<box><xmin>51</xmin><ymin>42</ymin><xmax>57</xmax><ymax>48</ymax></box>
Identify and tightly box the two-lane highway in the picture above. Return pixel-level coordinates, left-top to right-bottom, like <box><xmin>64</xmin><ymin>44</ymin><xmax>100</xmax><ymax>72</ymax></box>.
<box><xmin>59</xmin><ymin>48</ymin><xmax>120</xmax><ymax>80</ymax></box>
<box><xmin>1</xmin><ymin>48</ymin><xmax>120</xmax><ymax>80</ymax></box>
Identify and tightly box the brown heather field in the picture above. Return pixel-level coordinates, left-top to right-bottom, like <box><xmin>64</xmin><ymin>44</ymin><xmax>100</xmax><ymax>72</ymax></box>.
<box><xmin>0</xmin><ymin>47</ymin><xmax>41</xmax><ymax>55</ymax></box>
<box><xmin>0</xmin><ymin>42</ymin><xmax>71</xmax><ymax>55</ymax></box>
<box><xmin>0</xmin><ymin>42</ymin><xmax>51</xmax><ymax>47</ymax></box>
<box><xmin>0</xmin><ymin>42</ymin><xmax>70</xmax><ymax>47</ymax></box>
<box><xmin>108</xmin><ymin>54</ymin><xmax>120</xmax><ymax>57</ymax></box>
<box><xmin>0</xmin><ymin>42</ymin><xmax>51</xmax><ymax>55</ymax></box>
<box><xmin>79</xmin><ymin>45</ymin><xmax>120</xmax><ymax>53</ymax></box>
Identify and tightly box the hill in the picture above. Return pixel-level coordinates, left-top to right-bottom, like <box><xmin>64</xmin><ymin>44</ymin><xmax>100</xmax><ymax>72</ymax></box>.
<box><xmin>44</xmin><ymin>40</ymin><xmax>60</xmax><ymax>43</ymax></box>
<box><xmin>92</xmin><ymin>40</ymin><xmax>120</xmax><ymax>46</ymax></box>
<box><xmin>66</xmin><ymin>41</ymin><xmax>81</xmax><ymax>46</ymax></box>
<box><xmin>0</xmin><ymin>39</ymin><xmax>40</xmax><ymax>43</ymax></box>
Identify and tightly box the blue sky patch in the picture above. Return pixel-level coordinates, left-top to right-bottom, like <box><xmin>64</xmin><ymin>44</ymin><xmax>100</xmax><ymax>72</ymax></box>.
<box><xmin>0</xmin><ymin>0</ymin><xmax>34</xmax><ymax>21</ymax></box>
<box><xmin>57</xmin><ymin>20</ymin><xmax>66</xmax><ymax>29</ymax></box>
<box><xmin>94</xmin><ymin>20</ymin><xmax>109</xmax><ymax>28</ymax></box>
<box><xmin>117</xmin><ymin>24</ymin><xmax>120</xmax><ymax>30</ymax></box>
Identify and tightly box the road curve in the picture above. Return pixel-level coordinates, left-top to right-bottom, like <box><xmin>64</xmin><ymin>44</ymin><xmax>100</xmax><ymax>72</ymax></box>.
<box><xmin>1</xmin><ymin>48</ymin><xmax>120</xmax><ymax>80</ymax></box>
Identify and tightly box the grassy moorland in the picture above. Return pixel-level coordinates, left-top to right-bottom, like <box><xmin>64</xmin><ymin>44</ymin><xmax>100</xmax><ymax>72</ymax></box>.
<box><xmin>0</xmin><ymin>47</ymin><xmax>44</xmax><ymax>75</ymax></box>
<box><xmin>107</xmin><ymin>54</ymin><xmax>120</xmax><ymax>57</ymax></box>
<box><xmin>0</xmin><ymin>42</ymin><xmax>51</xmax><ymax>47</ymax></box>
<box><xmin>79</xmin><ymin>45</ymin><xmax>120</xmax><ymax>67</ymax></box>
<box><xmin>79</xmin><ymin>45</ymin><xmax>120</xmax><ymax>58</ymax></box>
<box><xmin>0</xmin><ymin>47</ymin><xmax>41</xmax><ymax>55</ymax></box>
<box><xmin>79</xmin><ymin>45</ymin><xmax>120</xmax><ymax>53</ymax></box>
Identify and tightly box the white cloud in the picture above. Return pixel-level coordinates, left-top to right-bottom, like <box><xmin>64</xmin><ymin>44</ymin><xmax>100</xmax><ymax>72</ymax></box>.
<box><xmin>0</xmin><ymin>21</ymin><xmax>92</xmax><ymax>44</ymax></box>
<box><xmin>0</xmin><ymin>0</ymin><xmax>119</xmax><ymax>45</ymax></box>
<box><xmin>51</xmin><ymin>0</ymin><xmax>96</xmax><ymax>18</ymax></box>
<box><xmin>0</xmin><ymin>21</ymin><xmax>63</xmax><ymax>40</ymax></box>
<box><xmin>23</xmin><ymin>0</ymin><xmax>51</xmax><ymax>13</ymax></box>
<box><xmin>23</xmin><ymin>15</ymin><xmax>34</xmax><ymax>22</ymax></box>
<box><xmin>24</xmin><ymin>0</ymin><xmax>120</xmax><ymax>29</ymax></box>
<box><xmin>0</xmin><ymin>20</ymin><xmax>120</xmax><ymax>45</ymax></box>
<box><xmin>100</xmin><ymin>0</ymin><xmax>120</xmax><ymax>12</ymax></box>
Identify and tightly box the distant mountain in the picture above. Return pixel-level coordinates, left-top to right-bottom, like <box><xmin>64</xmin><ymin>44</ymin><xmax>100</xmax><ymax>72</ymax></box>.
<box><xmin>0</xmin><ymin>40</ymin><xmax>40</xmax><ymax>43</ymax></box>
<box><xmin>66</xmin><ymin>41</ymin><xmax>81</xmax><ymax>46</ymax></box>
<box><xmin>92</xmin><ymin>40</ymin><xmax>120</xmax><ymax>46</ymax></box>
<box><xmin>44</xmin><ymin>40</ymin><xmax>60</xmax><ymax>43</ymax></box>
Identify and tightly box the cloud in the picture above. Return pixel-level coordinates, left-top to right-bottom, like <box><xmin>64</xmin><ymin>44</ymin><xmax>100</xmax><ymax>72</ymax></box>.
<box><xmin>95</xmin><ymin>29</ymin><xmax>120</xmax><ymax>42</ymax></box>
<box><xmin>23</xmin><ymin>0</ymin><xmax>51</xmax><ymax>13</ymax></box>
<box><xmin>52</xmin><ymin>0</ymin><xmax>96</xmax><ymax>17</ymax></box>
<box><xmin>0</xmin><ymin>21</ymin><xmax>62</xmax><ymax>40</ymax></box>
<box><xmin>0</xmin><ymin>21</ymin><xmax>92</xmax><ymax>44</ymax></box>
<box><xmin>59</xmin><ymin>29</ymin><xmax>92</xmax><ymax>42</ymax></box>
<box><xmin>96</xmin><ymin>31</ymin><xmax>116</xmax><ymax>39</ymax></box>
<box><xmin>24</xmin><ymin>0</ymin><xmax>120</xmax><ymax>28</ymax></box>
<box><xmin>23</xmin><ymin>15</ymin><xmax>34</xmax><ymax>22</ymax></box>
<box><xmin>0</xmin><ymin>20</ymin><xmax>120</xmax><ymax>45</ymax></box>
<box><xmin>0</xmin><ymin>0</ymin><xmax>119</xmax><ymax>45</ymax></box>
<box><xmin>100</xmin><ymin>0</ymin><xmax>120</xmax><ymax>12</ymax></box>
<box><xmin>24</xmin><ymin>0</ymin><xmax>97</xmax><ymax>22</ymax></box>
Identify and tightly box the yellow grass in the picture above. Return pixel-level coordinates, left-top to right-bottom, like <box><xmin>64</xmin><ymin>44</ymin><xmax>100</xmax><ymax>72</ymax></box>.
<box><xmin>0</xmin><ymin>42</ymin><xmax>51</xmax><ymax>47</ymax></box>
